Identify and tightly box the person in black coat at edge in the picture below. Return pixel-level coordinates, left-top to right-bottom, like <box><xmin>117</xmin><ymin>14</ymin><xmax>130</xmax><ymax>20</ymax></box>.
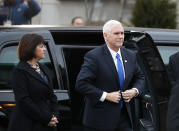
<box><xmin>167</xmin><ymin>51</ymin><xmax>179</xmax><ymax>87</ymax></box>
<box><xmin>167</xmin><ymin>78</ymin><xmax>179</xmax><ymax>131</ymax></box>
<box><xmin>167</xmin><ymin>51</ymin><xmax>179</xmax><ymax>131</ymax></box>
<box><xmin>75</xmin><ymin>20</ymin><xmax>145</xmax><ymax>131</ymax></box>
<box><xmin>8</xmin><ymin>34</ymin><xmax>60</xmax><ymax>131</ymax></box>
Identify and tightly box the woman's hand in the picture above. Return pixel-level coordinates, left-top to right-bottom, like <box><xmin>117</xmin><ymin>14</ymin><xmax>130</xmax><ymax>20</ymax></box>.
<box><xmin>48</xmin><ymin>115</ymin><xmax>59</xmax><ymax>127</ymax></box>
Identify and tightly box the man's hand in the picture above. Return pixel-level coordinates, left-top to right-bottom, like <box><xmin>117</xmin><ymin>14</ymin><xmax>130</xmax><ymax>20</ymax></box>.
<box><xmin>105</xmin><ymin>91</ymin><xmax>121</xmax><ymax>103</ymax></box>
<box><xmin>48</xmin><ymin>115</ymin><xmax>59</xmax><ymax>127</ymax></box>
<box><xmin>122</xmin><ymin>89</ymin><xmax>137</xmax><ymax>102</ymax></box>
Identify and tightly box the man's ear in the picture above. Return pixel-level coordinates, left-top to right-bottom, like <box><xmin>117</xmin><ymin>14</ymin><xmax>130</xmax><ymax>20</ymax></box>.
<box><xmin>103</xmin><ymin>32</ymin><xmax>107</xmax><ymax>39</ymax></box>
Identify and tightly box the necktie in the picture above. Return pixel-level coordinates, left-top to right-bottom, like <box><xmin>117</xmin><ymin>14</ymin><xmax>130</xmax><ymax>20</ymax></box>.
<box><xmin>116</xmin><ymin>53</ymin><xmax>124</xmax><ymax>108</ymax></box>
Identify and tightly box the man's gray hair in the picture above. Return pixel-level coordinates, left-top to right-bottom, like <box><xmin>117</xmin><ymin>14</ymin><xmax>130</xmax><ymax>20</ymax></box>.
<box><xmin>103</xmin><ymin>20</ymin><xmax>123</xmax><ymax>34</ymax></box>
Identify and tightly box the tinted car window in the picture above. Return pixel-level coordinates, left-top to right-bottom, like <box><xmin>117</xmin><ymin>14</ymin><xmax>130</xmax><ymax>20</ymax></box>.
<box><xmin>157</xmin><ymin>45</ymin><xmax>179</xmax><ymax>86</ymax></box>
<box><xmin>0</xmin><ymin>46</ymin><xmax>19</xmax><ymax>64</ymax></box>
<box><xmin>157</xmin><ymin>45</ymin><xmax>179</xmax><ymax>65</ymax></box>
<box><xmin>0</xmin><ymin>46</ymin><xmax>18</xmax><ymax>89</ymax></box>
<box><xmin>0</xmin><ymin>44</ymin><xmax>58</xmax><ymax>90</ymax></box>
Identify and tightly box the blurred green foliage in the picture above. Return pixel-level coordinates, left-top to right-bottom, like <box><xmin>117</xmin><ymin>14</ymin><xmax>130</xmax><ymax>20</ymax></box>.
<box><xmin>131</xmin><ymin>0</ymin><xmax>177</xmax><ymax>29</ymax></box>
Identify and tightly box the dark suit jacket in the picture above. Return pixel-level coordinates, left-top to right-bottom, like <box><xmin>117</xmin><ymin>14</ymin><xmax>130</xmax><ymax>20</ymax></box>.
<box><xmin>167</xmin><ymin>79</ymin><xmax>179</xmax><ymax>131</ymax></box>
<box><xmin>8</xmin><ymin>62</ymin><xmax>59</xmax><ymax>131</ymax></box>
<box><xmin>168</xmin><ymin>52</ymin><xmax>179</xmax><ymax>87</ymax></box>
<box><xmin>75</xmin><ymin>45</ymin><xmax>145</xmax><ymax>130</ymax></box>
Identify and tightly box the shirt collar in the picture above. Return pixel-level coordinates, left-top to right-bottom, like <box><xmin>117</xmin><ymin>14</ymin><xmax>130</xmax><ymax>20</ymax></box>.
<box><xmin>107</xmin><ymin>45</ymin><xmax>122</xmax><ymax>59</ymax></box>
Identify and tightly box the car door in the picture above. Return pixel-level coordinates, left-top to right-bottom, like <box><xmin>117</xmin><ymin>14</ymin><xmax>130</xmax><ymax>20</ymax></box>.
<box><xmin>124</xmin><ymin>32</ymin><xmax>170</xmax><ymax>131</ymax></box>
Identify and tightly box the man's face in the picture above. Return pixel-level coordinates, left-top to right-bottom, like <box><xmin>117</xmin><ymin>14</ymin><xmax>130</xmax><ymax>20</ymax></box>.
<box><xmin>73</xmin><ymin>18</ymin><xmax>84</xmax><ymax>26</ymax></box>
<box><xmin>104</xmin><ymin>24</ymin><xmax>124</xmax><ymax>52</ymax></box>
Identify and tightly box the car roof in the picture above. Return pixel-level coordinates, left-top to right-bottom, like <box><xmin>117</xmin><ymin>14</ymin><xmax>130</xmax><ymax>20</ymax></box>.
<box><xmin>0</xmin><ymin>25</ymin><xmax>179</xmax><ymax>44</ymax></box>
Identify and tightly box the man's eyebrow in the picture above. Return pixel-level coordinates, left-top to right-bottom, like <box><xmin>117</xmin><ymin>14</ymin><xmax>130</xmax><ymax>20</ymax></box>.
<box><xmin>114</xmin><ymin>31</ymin><xmax>124</xmax><ymax>33</ymax></box>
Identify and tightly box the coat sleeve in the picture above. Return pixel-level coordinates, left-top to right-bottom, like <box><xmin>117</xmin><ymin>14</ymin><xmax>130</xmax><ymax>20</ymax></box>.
<box><xmin>75</xmin><ymin>52</ymin><xmax>103</xmax><ymax>104</ymax></box>
<box><xmin>167</xmin><ymin>80</ymin><xmax>179</xmax><ymax>131</ymax></box>
<box><xmin>50</xmin><ymin>92</ymin><xmax>60</xmax><ymax>118</ymax></box>
<box><xmin>24</xmin><ymin>0</ymin><xmax>41</xmax><ymax>18</ymax></box>
<box><xmin>12</xmin><ymin>68</ymin><xmax>52</xmax><ymax>125</ymax></box>
<box><xmin>41</xmin><ymin>64</ymin><xmax>60</xmax><ymax>119</ymax></box>
<box><xmin>48</xmin><ymin>78</ymin><xmax>60</xmax><ymax>119</ymax></box>
<box><xmin>131</xmin><ymin>54</ymin><xmax>145</xmax><ymax>96</ymax></box>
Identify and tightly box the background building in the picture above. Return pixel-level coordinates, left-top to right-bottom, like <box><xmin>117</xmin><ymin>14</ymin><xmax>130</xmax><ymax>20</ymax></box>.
<box><xmin>32</xmin><ymin>0</ymin><xmax>179</xmax><ymax>28</ymax></box>
<box><xmin>32</xmin><ymin>0</ymin><xmax>134</xmax><ymax>26</ymax></box>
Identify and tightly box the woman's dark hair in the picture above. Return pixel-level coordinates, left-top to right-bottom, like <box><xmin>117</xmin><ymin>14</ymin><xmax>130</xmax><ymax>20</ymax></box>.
<box><xmin>18</xmin><ymin>33</ymin><xmax>45</xmax><ymax>62</ymax></box>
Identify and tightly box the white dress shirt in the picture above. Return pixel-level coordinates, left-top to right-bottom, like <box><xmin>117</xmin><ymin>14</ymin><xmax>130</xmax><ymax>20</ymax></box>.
<box><xmin>99</xmin><ymin>46</ymin><xmax>138</xmax><ymax>102</ymax></box>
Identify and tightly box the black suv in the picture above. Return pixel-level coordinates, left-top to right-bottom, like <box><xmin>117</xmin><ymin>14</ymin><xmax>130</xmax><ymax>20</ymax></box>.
<box><xmin>0</xmin><ymin>26</ymin><xmax>178</xmax><ymax>131</ymax></box>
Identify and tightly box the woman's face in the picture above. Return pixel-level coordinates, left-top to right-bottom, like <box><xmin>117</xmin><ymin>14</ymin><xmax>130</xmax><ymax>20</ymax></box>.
<box><xmin>34</xmin><ymin>43</ymin><xmax>46</xmax><ymax>60</ymax></box>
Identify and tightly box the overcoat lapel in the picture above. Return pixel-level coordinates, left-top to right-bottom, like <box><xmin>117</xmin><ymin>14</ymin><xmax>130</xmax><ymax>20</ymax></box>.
<box><xmin>103</xmin><ymin>45</ymin><xmax>120</xmax><ymax>87</ymax></box>
<box><xmin>17</xmin><ymin>62</ymin><xmax>49</xmax><ymax>87</ymax></box>
<box><xmin>39</xmin><ymin>64</ymin><xmax>53</xmax><ymax>88</ymax></box>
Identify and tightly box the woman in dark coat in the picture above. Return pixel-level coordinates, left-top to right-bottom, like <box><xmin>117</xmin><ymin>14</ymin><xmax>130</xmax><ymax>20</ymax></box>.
<box><xmin>8</xmin><ymin>34</ymin><xmax>60</xmax><ymax>131</ymax></box>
